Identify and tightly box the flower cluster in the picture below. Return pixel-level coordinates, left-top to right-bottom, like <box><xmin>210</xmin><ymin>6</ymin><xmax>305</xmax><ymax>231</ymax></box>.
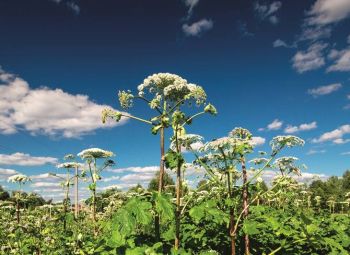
<box><xmin>171</xmin><ymin>134</ymin><xmax>204</xmax><ymax>151</ymax></box>
<box><xmin>8</xmin><ymin>174</ymin><xmax>31</xmax><ymax>184</ymax></box>
<box><xmin>57</xmin><ymin>162</ymin><xmax>85</xmax><ymax>169</ymax></box>
<box><xmin>118</xmin><ymin>90</ymin><xmax>134</xmax><ymax>109</ymax></box>
<box><xmin>137</xmin><ymin>73</ymin><xmax>207</xmax><ymax>105</ymax></box>
<box><xmin>78</xmin><ymin>148</ymin><xmax>114</xmax><ymax>159</ymax></box>
<box><xmin>273</xmin><ymin>156</ymin><xmax>302</xmax><ymax>176</ymax></box>
<box><xmin>249</xmin><ymin>157</ymin><xmax>270</xmax><ymax>165</ymax></box>
<box><xmin>270</xmin><ymin>135</ymin><xmax>305</xmax><ymax>152</ymax></box>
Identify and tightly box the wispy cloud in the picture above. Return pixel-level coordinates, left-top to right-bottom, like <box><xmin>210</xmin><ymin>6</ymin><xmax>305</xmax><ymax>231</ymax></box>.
<box><xmin>0</xmin><ymin>67</ymin><xmax>127</xmax><ymax>138</ymax></box>
<box><xmin>237</xmin><ymin>21</ymin><xmax>254</xmax><ymax>37</ymax></box>
<box><xmin>306</xmin><ymin>149</ymin><xmax>326</xmax><ymax>155</ymax></box>
<box><xmin>254</xmin><ymin>1</ymin><xmax>282</xmax><ymax>24</ymax></box>
<box><xmin>49</xmin><ymin>0</ymin><xmax>80</xmax><ymax>15</ymax></box>
<box><xmin>292</xmin><ymin>43</ymin><xmax>328</xmax><ymax>73</ymax></box>
<box><xmin>327</xmin><ymin>48</ymin><xmax>350</xmax><ymax>72</ymax></box>
<box><xmin>0</xmin><ymin>153</ymin><xmax>57</xmax><ymax>166</ymax></box>
<box><xmin>284</xmin><ymin>121</ymin><xmax>317</xmax><ymax>134</ymax></box>
<box><xmin>341</xmin><ymin>151</ymin><xmax>350</xmax><ymax>155</ymax></box>
<box><xmin>182</xmin><ymin>19</ymin><xmax>213</xmax><ymax>36</ymax></box>
<box><xmin>183</xmin><ymin>0</ymin><xmax>200</xmax><ymax>20</ymax></box>
<box><xmin>312</xmin><ymin>124</ymin><xmax>350</xmax><ymax>144</ymax></box>
<box><xmin>307</xmin><ymin>83</ymin><xmax>342</xmax><ymax>97</ymax></box>
<box><xmin>273</xmin><ymin>39</ymin><xmax>295</xmax><ymax>48</ymax></box>
<box><xmin>106</xmin><ymin>166</ymin><xmax>159</xmax><ymax>174</ymax></box>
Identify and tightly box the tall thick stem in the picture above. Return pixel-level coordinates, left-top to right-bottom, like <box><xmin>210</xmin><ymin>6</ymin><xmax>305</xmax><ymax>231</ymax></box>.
<box><xmin>74</xmin><ymin>165</ymin><xmax>79</xmax><ymax>219</ymax></box>
<box><xmin>16</xmin><ymin>199</ymin><xmax>20</xmax><ymax>224</ymax></box>
<box><xmin>228</xmin><ymin>171</ymin><xmax>236</xmax><ymax>255</ymax></box>
<box><xmin>155</xmin><ymin>126</ymin><xmax>165</xmax><ymax>241</ymax></box>
<box><xmin>241</xmin><ymin>156</ymin><xmax>250</xmax><ymax>255</ymax></box>
<box><xmin>175</xmin><ymin>130</ymin><xmax>182</xmax><ymax>250</ymax></box>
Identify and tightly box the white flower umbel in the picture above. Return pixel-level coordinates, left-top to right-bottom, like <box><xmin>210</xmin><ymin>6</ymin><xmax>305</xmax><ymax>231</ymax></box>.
<box><xmin>57</xmin><ymin>162</ymin><xmax>85</xmax><ymax>169</ymax></box>
<box><xmin>8</xmin><ymin>174</ymin><xmax>31</xmax><ymax>184</ymax></box>
<box><xmin>270</xmin><ymin>135</ymin><xmax>305</xmax><ymax>153</ymax></box>
<box><xmin>8</xmin><ymin>173</ymin><xmax>31</xmax><ymax>224</ymax></box>
<box><xmin>78</xmin><ymin>148</ymin><xmax>114</xmax><ymax>159</ymax></box>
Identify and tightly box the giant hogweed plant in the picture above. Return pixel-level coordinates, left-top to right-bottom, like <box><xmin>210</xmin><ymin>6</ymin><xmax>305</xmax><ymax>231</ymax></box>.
<box><xmin>7</xmin><ymin>174</ymin><xmax>31</xmax><ymax>224</ymax></box>
<box><xmin>187</xmin><ymin>132</ymin><xmax>304</xmax><ymax>255</ymax></box>
<box><xmin>102</xmin><ymin>73</ymin><xmax>217</xmax><ymax>243</ymax></box>
<box><xmin>78</xmin><ymin>148</ymin><xmax>115</xmax><ymax>235</ymax></box>
<box><xmin>54</xmin><ymin>155</ymin><xmax>84</xmax><ymax>231</ymax></box>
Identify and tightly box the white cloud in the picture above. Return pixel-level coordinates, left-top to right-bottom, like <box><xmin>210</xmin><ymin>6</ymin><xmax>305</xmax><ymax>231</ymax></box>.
<box><xmin>31</xmin><ymin>182</ymin><xmax>61</xmax><ymax>188</ymax></box>
<box><xmin>102</xmin><ymin>176</ymin><xmax>120</xmax><ymax>182</ymax></box>
<box><xmin>0</xmin><ymin>168</ymin><xmax>18</xmax><ymax>175</ymax></box>
<box><xmin>250</xmin><ymin>136</ymin><xmax>266</xmax><ymax>147</ymax></box>
<box><xmin>254</xmin><ymin>1</ymin><xmax>282</xmax><ymax>24</ymax></box>
<box><xmin>327</xmin><ymin>48</ymin><xmax>350</xmax><ymax>72</ymax></box>
<box><xmin>251</xmin><ymin>169</ymin><xmax>329</xmax><ymax>184</ymax></box>
<box><xmin>305</xmin><ymin>0</ymin><xmax>350</xmax><ymax>26</ymax></box>
<box><xmin>49</xmin><ymin>0</ymin><xmax>80</xmax><ymax>14</ymax></box>
<box><xmin>182</xmin><ymin>19</ymin><xmax>213</xmax><ymax>36</ymax></box>
<box><xmin>306</xmin><ymin>149</ymin><xmax>326</xmax><ymax>155</ymax></box>
<box><xmin>0</xmin><ymin>153</ymin><xmax>57</xmax><ymax>166</ymax></box>
<box><xmin>120</xmin><ymin>173</ymin><xmax>154</xmax><ymax>183</ymax></box>
<box><xmin>0</xmin><ymin>67</ymin><xmax>127</xmax><ymax>138</ymax></box>
<box><xmin>66</xmin><ymin>2</ymin><xmax>80</xmax><ymax>14</ymax></box>
<box><xmin>292</xmin><ymin>43</ymin><xmax>328</xmax><ymax>73</ymax></box>
<box><xmin>183</xmin><ymin>0</ymin><xmax>200</xmax><ymax>19</ymax></box>
<box><xmin>284</xmin><ymin>121</ymin><xmax>317</xmax><ymax>134</ymax></box>
<box><xmin>237</xmin><ymin>21</ymin><xmax>254</xmax><ymax>37</ymax></box>
<box><xmin>341</xmin><ymin>151</ymin><xmax>350</xmax><ymax>155</ymax></box>
<box><xmin>312</xmin><ymin>124</ymin><xmax>350</xmax><ymax>144</ymax></box>
<box><xmin>267</xmin><ymin>119</ymin><xmax>283</xmax><ymax>130</ymax></box>
<box><xmin>273</xmin><ymin>39</ymin><xmax>295</xmax><ymax>48</ymax></box>
<box><xmin>307</xmin><ymin>83</ymin><xmax>342</xmax><ymax>97</ymax></box>
<box><xmin>106</xmin><ymin>166</ymin><xmax>159</xmax><ymax>174</ymax></box>
<box><xmin>30</xmin><ymin>173</ymin><xmax>65</xmax><ymax>181</ymax></box>
<box><xmin>299</xmin><ymin>26</ymin><xmax>332</xmax><ymax>41</ymax></box>
<box><xmin>0</xmin><ymin>168</ymin><xmax>18</xmax><ymax>181</ymax></box>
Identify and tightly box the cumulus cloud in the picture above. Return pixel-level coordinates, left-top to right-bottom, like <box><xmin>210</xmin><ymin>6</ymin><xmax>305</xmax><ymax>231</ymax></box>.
<box><xmin>250</xmin><ymin>136</ymin><xmax>266</xmax><ymax>147</ymax></box>
<box><xmin>120</xmin><ymin>173</ymin><xmax>155</xmax><ymax>182</ymax></box>
<box><xmin>182</xmin><ymin>19</ymin><xmax>213</xmax><ymax>36</ymax></box>
<box><xmin>0</xmin><ymin>153</ymin><xmax>57</xmax><ymax>166</ymax></box>
<box><xmin>251</xmin><ymin>170</ymin><xmax>329</xmax><ymax>185</ymax></box>
<box><xmin>284</xmin><ymin>121</ymin><xmax>317</xmax><ymax>134</ymax></box>
<box><xmin>267</xmin><ymin>119</ymin><xmax>283</xmax><ymax>131</ymax></box>
<box><xmin>305</xmin><ymin>0</ymin><xmax>350</xmax><ymax>26</ymax></box>
<box><xmin>254</xmin><ymin>1</ymin><xmax>282</xmax><ymax>24</ymax></box>
<box><xmin>0</xmin><ymin>67</ymin><xmax>127</xmax><ymax>138</ymax></box>
<box><xmin>0</xmin><ymin>168</ymin><xmax>18</xmax><ymax>181</ymax></box>
<box><xmin>292</xmin><ymin>43</ymin><xmax>328</xmax><ymax>73</ymax></box>
<box><xmin>327</xmin><ymin>48</ymin><xmax>350</xmax><ymax>72</ymax></box>
<box><xmin>30</xmin><ymin>182</ymin><xmax>61</xmax><ymax>188</ymax></box>
<box><xmin>30</xmin><ymin>173</ymin><xmax>65</xmax><ymax>181</ymax></box>
<box><xmin>307</xmin><ymin>83</ymin><xmax>342</xmax><ymax>97</ymax></box>
<box><xmin>312</xmin><ymin>124</ymin><xmax>350</xmax><ymax>144</ymax></box>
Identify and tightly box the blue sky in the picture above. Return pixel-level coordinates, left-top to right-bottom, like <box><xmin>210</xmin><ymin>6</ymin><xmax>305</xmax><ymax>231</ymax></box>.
<box><xmin>0</xmin><ymin>0</ymin><xmax>349</xmax><ymax>200</ymax></box>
